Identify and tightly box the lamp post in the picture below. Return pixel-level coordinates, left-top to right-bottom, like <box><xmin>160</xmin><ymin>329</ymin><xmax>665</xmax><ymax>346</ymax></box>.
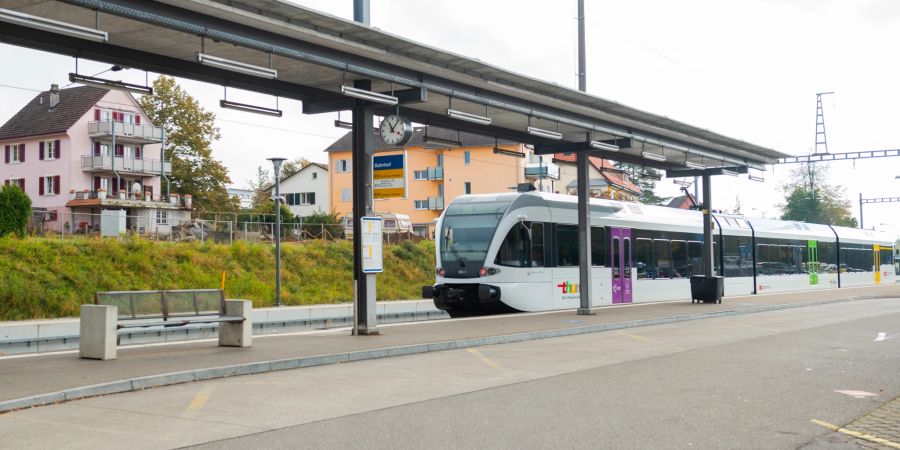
<box><xmin>268</xmin><ymin>157</ymin><xmax>287</xmax><ymax>307</ymax></box>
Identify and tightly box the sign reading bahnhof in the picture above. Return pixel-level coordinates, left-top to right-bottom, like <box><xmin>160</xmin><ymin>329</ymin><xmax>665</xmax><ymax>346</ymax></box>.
<box><xmin>373</xmin><ymin>154</ymin><xmax>405</xmax><ymax>198</ymax></box>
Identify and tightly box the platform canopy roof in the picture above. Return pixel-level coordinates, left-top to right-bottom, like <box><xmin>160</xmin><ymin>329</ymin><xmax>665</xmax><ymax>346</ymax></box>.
<box><xmin>0</xmin><ymin>0</ymin><xmax>789</xmax><ymax>174</ymax></box>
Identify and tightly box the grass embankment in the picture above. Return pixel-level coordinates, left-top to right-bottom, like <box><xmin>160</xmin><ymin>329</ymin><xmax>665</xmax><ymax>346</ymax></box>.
<box><xmin>0</xmin><ymin>237</ymin><xmax>436</xmax><ymax>320</ymax></box>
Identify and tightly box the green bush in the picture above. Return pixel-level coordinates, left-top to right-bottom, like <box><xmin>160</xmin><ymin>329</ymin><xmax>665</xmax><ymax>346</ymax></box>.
<box><xmin>0</xmin><ymin>184</ymin><xmax>31</xmax><ymax>238</ymax></box>
<box><xmin>0</xmin><ymin>237</ymin><xmax>437</xmax><ymax>320</ymax></box>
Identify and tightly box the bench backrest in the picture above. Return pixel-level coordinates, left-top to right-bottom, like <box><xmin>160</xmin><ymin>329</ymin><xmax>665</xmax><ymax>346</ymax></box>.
<box><xmin>95</xmin><ymin>289</ymin><xmax>226</xmax><ymax>320</ymax></box>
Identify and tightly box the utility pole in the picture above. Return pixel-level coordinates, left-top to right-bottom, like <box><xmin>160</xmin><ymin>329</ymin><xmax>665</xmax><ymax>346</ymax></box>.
<box><xmin>575</xmin><ymin>0</ymin><xmax>592</xmax><ymax>315</ymax></box>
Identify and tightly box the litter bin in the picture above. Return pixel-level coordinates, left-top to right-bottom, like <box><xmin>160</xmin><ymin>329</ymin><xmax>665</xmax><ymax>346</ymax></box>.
<box><xmin>690</xmin><ymin>275</ymin><xmax>724</xmax><ymax>304</ymax></box>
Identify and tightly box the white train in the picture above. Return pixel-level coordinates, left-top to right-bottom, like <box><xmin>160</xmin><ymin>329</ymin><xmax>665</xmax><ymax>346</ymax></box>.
<box><xmin>421</xmin><ymin>192</ymin><xmax>896</xmax><ymax>317</ymax></box>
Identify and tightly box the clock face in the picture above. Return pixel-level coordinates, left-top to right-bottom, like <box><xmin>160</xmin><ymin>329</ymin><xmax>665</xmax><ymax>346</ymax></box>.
<box><xmin>380</xmin><ymin>115</ymin><xmax>412</xmax><ymax>146</ymax></box>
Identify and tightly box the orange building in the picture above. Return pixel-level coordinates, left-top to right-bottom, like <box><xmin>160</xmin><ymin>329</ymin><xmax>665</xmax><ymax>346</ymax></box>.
<box><xmin>326</xmin><ymin>126</ymin><xmax>531</xmax><ymax>236</ymax></box>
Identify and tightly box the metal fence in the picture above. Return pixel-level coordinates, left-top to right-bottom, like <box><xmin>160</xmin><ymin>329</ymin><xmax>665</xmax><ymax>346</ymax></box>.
<box><xmin>27</xmin><ymin>211</ymin><xmax>425</xmax><ymax>244</ymax></box>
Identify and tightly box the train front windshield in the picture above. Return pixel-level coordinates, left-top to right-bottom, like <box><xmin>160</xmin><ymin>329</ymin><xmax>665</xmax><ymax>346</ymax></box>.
<box><xmin>440</xmin><ymin>200</ymin><xmax>511</xmax><ymax>269</ymax></box>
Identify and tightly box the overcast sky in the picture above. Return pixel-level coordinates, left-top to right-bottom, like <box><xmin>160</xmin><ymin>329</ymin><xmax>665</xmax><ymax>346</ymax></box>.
<box><xmin>1</xmin><ymin>0</ymin><xmax>898</xmax><ymax>237</ymax></box>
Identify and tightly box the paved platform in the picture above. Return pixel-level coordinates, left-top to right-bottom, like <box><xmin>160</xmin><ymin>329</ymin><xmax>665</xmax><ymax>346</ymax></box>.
<box><xmin>1</xmin><ymin>284</ymin><xmax>898</xmax><ymax>413</ymax></box>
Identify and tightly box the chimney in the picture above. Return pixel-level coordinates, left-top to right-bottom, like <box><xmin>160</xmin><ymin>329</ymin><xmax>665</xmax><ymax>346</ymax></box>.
<box><xmin>49</xmin><ymin>84</ymin><xmax>60</xmax><ymax>110</ymax></box>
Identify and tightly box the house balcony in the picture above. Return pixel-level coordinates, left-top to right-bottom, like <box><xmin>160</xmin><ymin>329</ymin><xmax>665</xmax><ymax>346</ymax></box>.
<box><xmin>81</xmin><ymin>154</ymin><xmax>172</xmax><ymax>176</ymax></box>
<box><xmin>66</xmin><ymin>190</ymin><xmax>191</xmax><ymax>210</ymax></box>
<box><xmin>88</xmin><ymin>121</ymin><xmax>163</xmax><ymax>144</ymax></box>
<box><xmin>428</xmin><ymin>196</ymin><xmax>444</xmax><ymax>210</ymax></box>
<box><xmin>426</xmin><ymin>166</ymin><xmax>444</xmax><ymax>180</ymax></box>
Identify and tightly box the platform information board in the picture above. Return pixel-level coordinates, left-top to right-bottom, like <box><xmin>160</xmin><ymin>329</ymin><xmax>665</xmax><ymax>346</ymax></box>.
<box><xmin>373</xmin><ymin>154</ymin><xmax>405</xmax><ymax>199</ymax></box>
<box><xmin>361</xmin><ymin>216</ymin><xmax>384</xmax><ymax>273</ymax></box>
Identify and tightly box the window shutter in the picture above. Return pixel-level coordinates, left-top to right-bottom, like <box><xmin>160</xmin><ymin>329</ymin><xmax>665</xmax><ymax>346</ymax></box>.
<box><xmin>135</xmin><ymin>115</ymin><xmax>141</xmax><ymax>126</ymax></box>
<box><xmin>94</xmin><ymin>109</ymin><xmax>100</xmax><ymax>121</ymax></box>
<box><xmin>19</xmin><ymin>179</ymin><xmax>24</xmax><ymax>190</ymax></box>
<box><xmin>54</xmin><ymin>176</ymin><xmax>60</xmax><ymax>195</ymax></box>
<box><xmin>94</xmin><ymin>176</ymin><xmax>101</xmax><ymax>190</ymax></box>
<box><xmin>39</xmin><ymin>177</ymin><xmax>44</xmax><ymax>196</ymax></box>
<box><xmin>55</xmin><ymin>140</ymin><xmax>61</xmax><ymax>159</ymax></box>
<box><xmin>115</xmin><ymin>144</ymin><xmax>123</xmax><ymax>157</ymax></box>
<box><xmin>309</xmin><ymin>192</ymin><xmax>316</xmax><ymax>205</ymax></box>
<box><xmin>39</xmin><ymin>142</ymin><xmax>45</xmax><ymax>160</ymax></box>
<box><xmin>136</xmin><ymin>145</ymin><xmax>142</xmax><ymax>159</ymax></box>
<box><xmin>94</xmin><ymin>142</ymin><xmax>101</xmax><ymax>156</ymax></box>
<box><xmin>19</xmin><ymin>144</ymin><xmax>25</xmax><ymax>162</ymax></box>
<box><xmin>4</xmin><ymin>145</ymin><xmax>9</xmax><ymax>164</ymax></box>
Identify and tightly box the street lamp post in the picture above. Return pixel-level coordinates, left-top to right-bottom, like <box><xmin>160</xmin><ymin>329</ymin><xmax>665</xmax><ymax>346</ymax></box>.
<box><xmin>268</xmin><ymin>157</ymin><xmax>287</xmax><ymax>307</ymax></box>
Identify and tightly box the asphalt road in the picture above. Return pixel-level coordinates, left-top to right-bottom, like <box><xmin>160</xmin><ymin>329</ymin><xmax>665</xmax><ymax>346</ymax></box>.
<box><xmin>1</xmin><ymin>298</ymin><xmax>898</xmax><ymax>449</ymax></box>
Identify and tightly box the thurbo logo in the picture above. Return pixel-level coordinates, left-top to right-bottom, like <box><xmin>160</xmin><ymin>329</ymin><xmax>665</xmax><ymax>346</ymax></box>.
<box><xmin>557</xmin><ymin>281</ymin><xmax>579</xmax><ymax>294</ymax></box>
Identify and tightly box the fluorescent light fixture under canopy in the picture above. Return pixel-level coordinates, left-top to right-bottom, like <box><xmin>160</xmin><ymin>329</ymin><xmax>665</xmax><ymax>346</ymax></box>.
<box><xmin>590</xmin><ymin>140</ymin><xmax>619</xmax><ymax>151</ymax></box>
<box><xmin>334</xmin><ymin>120</ymin><xmax>353</xmax><ymax>129</ymax></box>
<box><xmin>685</xmin><ymin>161</ymin><xmax>706</xmax><ymax>170</ymax></box>
<box><xmin>527</xmin><ymin>126</ymin><xmax>562</xmax><ymax>140</ymax></box>
<box><xmin>197</xmin><ymin>53</ymin><xmax>277</xmax><ymax>79</ymax></box>
<box><xmin>447</xmin><ymin>108</ymin><xmax>492</xmax><ymax>126</ymax></box>
<box><xmin>641</xmin><ymin>151</ymin><xmax>667</xmax><ymax>162</ymax></box>
<box><xmin>220</xmin><ymin>99</ymin><xmax>283</xmax><ymax>117</ymax></box>
<box><xmin>68</xmin><ymin>73</ymin><xmax>152</xmax><ymax>95</ymax></box>
<box><xmin>0</xmin><ymin>8</ymin><xmax>108</xmax><ymax>42</ymax></box>
<box><xmin>720</xmin><ymin>169</ymin><xmax>739</xmax><ymax>177</ymax></box>
<box><xmin>341</xmin><ymin>85</ymin><xmax>398</xmax><ymax>105</ymax></box>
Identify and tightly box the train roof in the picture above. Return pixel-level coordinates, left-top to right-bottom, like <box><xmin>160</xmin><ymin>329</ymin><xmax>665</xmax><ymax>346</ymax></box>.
<box><xmin>448</xmin><ymin>192</ymin><xmax>894</xmax><ymax>245</ymax></box>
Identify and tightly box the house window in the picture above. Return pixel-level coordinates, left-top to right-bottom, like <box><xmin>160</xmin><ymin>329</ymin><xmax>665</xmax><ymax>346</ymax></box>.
<box><xmin>6</xmin><ymin>144</ymin><xmax>23</xmax><ymax>163</ymax></box>
<box><xmin>46</xmin><ymin>211</ymin><xmax>58</xmax><ymax>222</ymax></box>
<box><xmin>414</xmin><ymin>170</ymin><xmax>428</xmax><ymax>180</ymax></box>
<box><xmin>436</xmin><ymin>154</ymin><xmax>443</xmax><ymax>167</ymax></box>
<box><xmin>156</xmin><ymin>210</ymin><xmax>169</xmax><ymax>225</ymax></box>
<box><xmin>5</xmin><ymin>178</ymin><xmax>25</xmax><ymax>190</ymax></box>
<box><xmin>44</xmin><ymin>141</ymin><xmax>58</xmax><ymax>160</ymax></box>
<box><xmin>122</xmin><ymin>113</ymin><xmax>134</xmax><ymax>124</ymax></box>
<box><xmin>464</xmin><ymin>151</ymin><xmax>471</xmax><ymax>165</ymax></box>
<box><xmin>336</xmin><ymin>159</ymin><xmax>351</xmax><ymax>173</ymax></box>
<box><xmin>100</xmin><ymin>110</ymin><xmax>111</xmax><ymax>122</ymax></box>
<box><xmin>414</xmin><ymin>200</ymin><xmax>428</xmax><ymax>210</ymax></box>
<box><xmin>464</xmin><ymin>182</ymin><xmax>472</xmax><ymax>194</ymax></box>
<box><xmin>341</xmin><ymin>188</ymin><xmax>352</xmax><ymax>202</ymax></box>
<box><xmin>41</xmin><ymin>175</ymin><xmax>60</xmax><ymax>196</ymax></box>
<box><xmin>312</xmin><ymin>172</ymin><xmax>318</xmax><ymax>180</ymax></box>
<box><xmin>300</xmin><ymin>192</ymin><xmax>316</xmax><ymax>205</ymax></box>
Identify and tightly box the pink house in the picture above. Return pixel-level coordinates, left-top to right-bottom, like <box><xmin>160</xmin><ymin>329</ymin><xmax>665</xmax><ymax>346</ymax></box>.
<box><xmin>0</xmin><ymin>84</ymin><xmax>190</xmax><ymax>235</ymax></box>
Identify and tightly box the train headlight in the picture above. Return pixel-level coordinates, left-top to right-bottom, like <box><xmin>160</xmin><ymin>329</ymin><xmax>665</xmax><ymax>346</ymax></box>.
<box><xmin>436</xmin><ymin>267</ymin><xmax>446</xmax><ymax>277</ymax></box>
<box><xmin>479</xmin><ymin>267</ymin><xmax>500</xmax><ymax>277</ymax></box>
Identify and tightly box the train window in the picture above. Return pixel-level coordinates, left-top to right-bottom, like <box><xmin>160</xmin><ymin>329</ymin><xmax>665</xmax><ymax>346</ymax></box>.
<box><xmin>612</xmin><ymin>237</ymin><xmax>620</xmax><ymax>279</ymax></box>
<box><xmin>654</xmin><ymin>240</ymin><xmax>673</xmax><ymax>278</ymax></box>
<box><xmin>672</xmin><ymin>241</ymin><xmax>688</xmax><ymax>277</ymax></box>
<box><xmin>881</xmin><ymin>247</ymin><xmax>893</xmax><ymax>266</ymax></box>
<box><xmin>688</xmin><ymin>241</ymin><xmax>703</xmax><ymax>276</ymax></box>
<box><xmin>531</xmin><ymin>223</ymin><xmax>545</xmax><ymax>267</ymax></box>
<box><xmin>624</xmin><ymin>238</ymin><xmax>632</xmax><ymax>279</ymax></box>
<box><xmin>556</xmin><ymin>224</ymin><xmax>579</xmax><ymax>267</ymax></box>
<box><xmin>495</xmin><ymin>222</ymin><xmax>541</xmax><ymax>268</ymax></box>
<box><xmin>723</xmin><ymin>235</ymin><xmax>753</xmax><ymax>277</ymax></box>
<box><xmin>819</xmin><ymin>241</ymin><xmax>837</xmax><ymax>273</ymax></box>
<box><xmin>591</xmin><ymin>227</ymin><xmax>606</xmax><ymax>266</ymax></box>
<box><xmin>635</xmin><ymin>238</ymin><xmax>653</xmax><ymax>279</ymax></box>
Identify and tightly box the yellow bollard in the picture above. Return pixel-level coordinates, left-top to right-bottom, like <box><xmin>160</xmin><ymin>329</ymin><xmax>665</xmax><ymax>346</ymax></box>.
<box><xmin>221</xmin><ymin>271</ymin><xmax>226</xmax><ymax>290</ymax></box>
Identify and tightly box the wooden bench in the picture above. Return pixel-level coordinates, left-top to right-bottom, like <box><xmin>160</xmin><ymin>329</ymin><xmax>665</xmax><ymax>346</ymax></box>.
<box><xmin>80</xmin><ymin>289</ymin><xmax>252</xmax><ymax>360</ymax></box>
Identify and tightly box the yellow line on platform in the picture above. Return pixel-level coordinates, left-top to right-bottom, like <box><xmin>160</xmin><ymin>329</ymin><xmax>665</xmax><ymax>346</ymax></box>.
<box><xmin>811</xmin><ymin>419</ymin><xmax>900</xmax><ymax>449</ymax></box>
<box><xmin>614</xmin><ymin>330</ymin><xmax>686</xmax><ymax>351</ymax></box>
<box><xmin>467</xmin><ymin>348</ymin><xmax>501</xmax><ymax>369</ymax></box>
<box><xmin>182</xmin><ymin>385</ymin><xmax>217</xmax><ymax>418</ymax></box>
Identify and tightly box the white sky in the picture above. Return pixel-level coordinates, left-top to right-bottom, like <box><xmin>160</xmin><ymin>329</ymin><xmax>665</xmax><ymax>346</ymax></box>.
<box><xmin>1</xmin><ymin>0</ymin><xmax>898</xmax><ymax>238</ymax></box>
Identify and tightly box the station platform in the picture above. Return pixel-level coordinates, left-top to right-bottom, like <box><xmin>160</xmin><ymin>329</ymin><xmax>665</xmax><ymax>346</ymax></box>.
<box><xmin>2</xmin><ymin>284</ymin><xmax>898</xmax><ymax>413</ymax></box>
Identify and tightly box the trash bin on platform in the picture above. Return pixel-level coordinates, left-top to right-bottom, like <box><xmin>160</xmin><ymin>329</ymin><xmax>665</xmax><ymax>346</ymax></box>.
<box><xmin>690</xmin><ymin>275</ymin><xmax>724</xmax><ymax>304</ymax></box>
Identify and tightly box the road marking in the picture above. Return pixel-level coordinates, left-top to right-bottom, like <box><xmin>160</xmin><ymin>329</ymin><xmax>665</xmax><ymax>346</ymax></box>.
<box><xmin>874</xmin><ymin>332</ymin><xmax>886</xmax><ymax>342</ymax></box>
<box><xmin>466</xmin><ymin>348</ymin><xmax>501</xmax><ymax>369</ymax></box>
<box><xmin>614</xmin><ymin>330</ymin><xmax>686</xmax><ymax>351</ymax></box>
<box><xmin>811</xmin><ymin>419</ymin><xmax>900</xmax><ymax>449</ymax></box>
<box><xmin>835</xmin><ymin>390</ymin><xmax>879</xmax><ymax>398</ymax></box>
<box><xmin>181</xmin><ymin>384</ymin><xmax>216</xmax><ymax>418</ymax></box>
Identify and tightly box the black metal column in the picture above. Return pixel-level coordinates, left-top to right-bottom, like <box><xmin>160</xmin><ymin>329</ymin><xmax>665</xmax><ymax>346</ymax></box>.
<box><xmin>576</xmin><ymin>0</ymin><xmax>592</xmax><ymax>315</ymax></box>
<box><xmin>352</xmin><ymin>79</ymin><xmax>377</xmax><ymax>335</ymax></box>
<box><xmin>702</xmin><ymin>174</ymin><xmax>714</xmax><ymax>277</ymax></box>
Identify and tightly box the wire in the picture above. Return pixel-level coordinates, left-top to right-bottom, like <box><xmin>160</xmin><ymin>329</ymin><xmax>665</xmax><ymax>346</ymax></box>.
<box><xmin>0</xmin><ymin>83</ymin><xmax>42</xmax><ymax>93</ymax></box>
<box><xmin>217</xmin><ymin>119</ymin><xmax>342</xmax><ymax>140</ymax></box>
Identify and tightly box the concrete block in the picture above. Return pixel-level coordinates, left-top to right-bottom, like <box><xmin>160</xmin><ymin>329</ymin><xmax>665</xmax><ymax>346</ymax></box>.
<box><xmin>300</xmin><ymin>353</ymin><xmax>349</xmax><ymax>367</ymax></box>
<box><xmin>79</xmin><ymin>305</ymin><xmax>117</xmax><ymax>360</ymax></box>
<box><xmin>219</xmin><ymin>300</ymin><xmax>252</xmax><ymax>348</ymax></box>
<box><xmin>270</xmin><ymin>358</ymin><xmax>301</xmax><ymax>371</ymax></box>
<box><xmin>347</xmin><ymin>348</ymin><xmax>388</xmax><ymax>362</ymax></box>
<box><xmin>386</xmin><ymin>344</ymin><xmax>429</xmax><ymax>357</ymax></box>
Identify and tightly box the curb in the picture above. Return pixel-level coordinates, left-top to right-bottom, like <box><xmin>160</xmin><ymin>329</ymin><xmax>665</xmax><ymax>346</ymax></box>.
<box><xmin>0</xmin><ymin>294</ymin><xmax>891</xmax><ymax>414</ymax></box>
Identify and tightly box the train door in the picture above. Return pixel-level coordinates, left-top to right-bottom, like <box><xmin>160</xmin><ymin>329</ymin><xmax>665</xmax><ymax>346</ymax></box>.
<box><xmin>610</xmin><ymin>227</ymin><xmax>633</xmax><ymax>304</ymax></box>
<box><xmin>874</xmin><ymin>244</ymin><xmax>881</xmax><ymax>284</ymax></box>
<box><xmin>807</xmin><ymin>240</ymin><xmax>818</xmax><ymax>285</ymax></box>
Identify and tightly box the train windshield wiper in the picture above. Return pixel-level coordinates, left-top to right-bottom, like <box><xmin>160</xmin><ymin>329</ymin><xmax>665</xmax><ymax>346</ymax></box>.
<box><xmin>445</xmin><ymin>226</ymin><xmax>465</xmax><ymax>268</ymax></box>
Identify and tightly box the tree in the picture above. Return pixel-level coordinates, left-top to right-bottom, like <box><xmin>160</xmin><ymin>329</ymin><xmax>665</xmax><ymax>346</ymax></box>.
<box><xmin>613</xmin><ymin>162</ymin><xmax>668</xmax><ymax>205</ymax></box>
<box><xmin>248</xmin><ymin>165</ymin><xmax>273</xmax><ymax>208</ymax></box>
<box><xmin>0</xmin><ymin>185</ymin><xmax>31</xmax><ymax>238</ymax></box>
<box><xmin>280</xmin><ymin>157</ymin><xmax>312</xmax><ymax>179</ymax></box>
<box><xmin>779</xmin><ymin>162</ymin><xmax>857</xmax><ymax>227</ymax></box>
<box><xmin>139</xmin><ymin>76</ymin><xmax>237</xmax><ymax>213</ymax></box>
